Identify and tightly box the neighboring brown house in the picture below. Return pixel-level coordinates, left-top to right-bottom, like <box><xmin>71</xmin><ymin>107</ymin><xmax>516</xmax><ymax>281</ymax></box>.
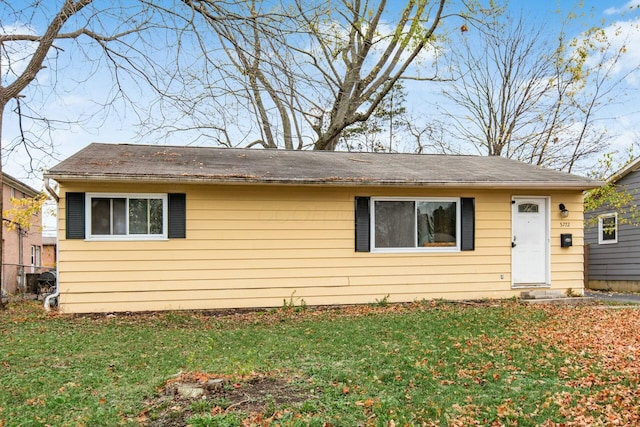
<box><xmin>2</xmin><ymin>173</ymin><xmax>43</xmax><ymax>296</ymax></box>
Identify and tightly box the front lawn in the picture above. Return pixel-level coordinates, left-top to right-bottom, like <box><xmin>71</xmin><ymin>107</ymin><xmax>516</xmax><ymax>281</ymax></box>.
<box><xmin>1</xmin><ymin>300</ymin><xmax>639</xmax><ymax>426</ymax></box>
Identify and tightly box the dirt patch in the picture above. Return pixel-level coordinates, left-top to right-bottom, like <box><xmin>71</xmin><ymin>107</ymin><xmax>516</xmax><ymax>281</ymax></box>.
<box><xmin>138</xmin><ymin>372</ymin><xmax>316</xmax><ymax>426</ymax></box>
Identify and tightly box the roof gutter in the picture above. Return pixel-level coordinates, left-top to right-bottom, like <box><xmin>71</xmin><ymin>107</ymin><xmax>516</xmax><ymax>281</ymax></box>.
<box><xmin>43</xmin><ymin>174</ymin><xmax>604</xmax><ymax>191</ymax></box>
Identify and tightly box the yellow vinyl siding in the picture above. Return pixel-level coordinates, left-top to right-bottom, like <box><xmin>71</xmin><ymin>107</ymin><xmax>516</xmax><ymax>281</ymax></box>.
<box><xmin>549</xmin><ymin>196</ymin><xmax>585</xmax><ymax>290</ymax></box>
<box><xmin>56</xmin><ymin>183</ymin><xmax>586</xmax><ymax>313</ymax></box>
<box><xmin>63</xmin><ymin>290</ymin><xmax>516</xmax><ymax>314</ymax></box>
<box><xmin>60</xmin><ymin>265</ymin><xmax>508</xmax><ymax>284</ymax></box>
<box><xmin>58</xmin><ymin>276</ymin><xmax>509</xmax><ymax>293</ymax></box>
<box><xmin>60</xmin><ymin>281</ymin><xmax>515</xmax><ymax>304</ymax></box>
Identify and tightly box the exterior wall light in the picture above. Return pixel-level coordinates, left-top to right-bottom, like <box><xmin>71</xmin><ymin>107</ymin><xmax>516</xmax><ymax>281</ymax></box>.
<box><xmin>559</xmin><ymin>203</ymin><xmax>569</xmax><ymax>218</ymax></box>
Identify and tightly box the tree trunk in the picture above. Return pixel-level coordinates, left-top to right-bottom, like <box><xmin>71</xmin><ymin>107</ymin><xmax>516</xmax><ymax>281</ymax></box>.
<box><xmin>313</xmin><ymin>131</ymin><xmax>342</xmax><ymax>151</ymax></box>
<box><xmin>0</xmin><ymin>101</ymin><xmax>5</xmax><ymax>309</ymax></box>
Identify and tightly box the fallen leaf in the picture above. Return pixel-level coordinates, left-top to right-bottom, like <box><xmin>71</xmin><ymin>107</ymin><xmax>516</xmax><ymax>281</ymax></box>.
<box><xmin>355</xmin><ymin>398</ymin><xmax>376</xmax><ymax>408</ymax></box>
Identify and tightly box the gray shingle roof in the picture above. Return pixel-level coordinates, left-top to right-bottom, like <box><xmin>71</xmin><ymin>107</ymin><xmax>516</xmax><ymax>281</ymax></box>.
<box><xmin>607</xmin><ymin>157</ymin><xmax>640</xmax><ymax>183</ymax></box>
<box><xmin>44</xmin><ymin>143</ymin><xmax>600</xmax><ymax>190</ymax></box>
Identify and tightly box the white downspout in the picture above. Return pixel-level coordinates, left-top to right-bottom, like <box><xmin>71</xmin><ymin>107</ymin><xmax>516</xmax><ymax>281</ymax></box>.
<box><xmin>43</xmin><ymin>178</ymin><xmax>59</xmax><ymax>311</ymax></box>
<box><xmin>44</xmin><ymin>177</ymin><xmax>59</xmax><ymax>203</ymax></box>
<box><xmin>43</xmin><ymin>270</ymin><xmax>59</xmax><ymax>311</ymax></box>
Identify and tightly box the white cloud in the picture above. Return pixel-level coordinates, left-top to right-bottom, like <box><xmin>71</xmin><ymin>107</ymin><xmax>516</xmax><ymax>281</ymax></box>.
<box><xmin>604</xmin><ymin>1</ymin><xmax>640</xmax><ymax>16</ymax></box>
<box><xmin>0</xmin><ymin>23</ymin><xmax>39</xmax><ymax>84</ymax></box>
<box><xmin>582</xmin><ymin>17</ymin><xmax>640</xmax><ymax>87</ymax></box>
<box><xmin>57</xmin><ymin>94</ymin><xmax>92</xmax><ymax>108</ymax></box>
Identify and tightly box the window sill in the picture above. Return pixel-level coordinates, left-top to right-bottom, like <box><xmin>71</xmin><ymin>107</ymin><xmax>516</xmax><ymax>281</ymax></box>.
<box><xmin>84</xmin><ymin>236</ymin><xmax>169</xmax><ymax>242</ymax></box>
<box><xmin>371</xmin><ymin>247</ymin><xmax>460</xmax><ymax>254</ymax></box>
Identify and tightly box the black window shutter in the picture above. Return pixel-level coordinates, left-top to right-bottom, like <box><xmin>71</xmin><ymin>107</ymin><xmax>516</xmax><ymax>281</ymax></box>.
<box><xmin>461</xmin><ymin>197</ymin><xmax>475</xmax><ymax>251</ymax></box>
<box><xmin>168</xmin><ymin>193</ymin><xmax>186</xmax><ymax>238</ymax></box>
<box><xmin>355</xmin><ymin>197</ymin><xmax>370</xmax><ymax>252</ymax></box>
<box><xmin>66</xmin><ymin>192</ymin><xmax>85</xmax><ymax>239</ymax></box>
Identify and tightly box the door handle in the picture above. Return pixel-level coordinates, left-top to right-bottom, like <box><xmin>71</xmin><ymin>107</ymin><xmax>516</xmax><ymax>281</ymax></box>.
<box><xmin>512</xmin><ymin>236</ymin><xmax>517</xmax><ymax>248</ymax></box>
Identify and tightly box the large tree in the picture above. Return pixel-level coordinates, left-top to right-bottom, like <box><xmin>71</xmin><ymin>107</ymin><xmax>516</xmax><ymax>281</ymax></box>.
<box><xmin>0</xmin><ymin>0</ymin><xmax>169</xmax><ymax>302</ymax></box>
<box><xmin>146</xmin><ymin>0</ymin><xmax>478</xmax><ymax>151</ymax></box>
<box><xmin>339</xmin><ymin>82</ymin><xmax>408</xmax><ymax>152</ymax></box>
<box><xmin>438</xmin><ymin>13</ymin><xmax>638</xmax><ymax>173</ymax></box>
<box><xmin>0</xmin><ymin>0</ymin><xmax>475</xmax><ymax>301</ymax></box>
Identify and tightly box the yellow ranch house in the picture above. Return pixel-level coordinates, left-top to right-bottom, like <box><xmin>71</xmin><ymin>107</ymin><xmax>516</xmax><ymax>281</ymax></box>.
<box><xmin>44</xmin><ymin>143</ymin><xmax>599</xmax><ymax>313</ymax></box>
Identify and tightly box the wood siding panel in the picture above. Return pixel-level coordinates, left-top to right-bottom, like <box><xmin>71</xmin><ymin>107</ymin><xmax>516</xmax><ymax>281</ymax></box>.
<box><xmin>56</xmin><ymin>185</ymin><xmax>586</xmax><ymax>313</ymax></box>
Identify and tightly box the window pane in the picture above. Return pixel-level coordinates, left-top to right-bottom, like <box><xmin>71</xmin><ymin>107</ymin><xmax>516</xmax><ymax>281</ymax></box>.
<box><xmin>417</xmin><ymin>201</ymin><xmax>456</xmax><ymax>247</ymax></box>
<box><xmin>149</xmin><ymin>199</ymin><xmax>163</xmax><ymax>234</ymax></box>
<box><xmin>602</xmin><ymin>216</ymin><xmax>616</xmax><ymax>241</ymax></box>
<box><xmin>375</xmin><ymin>201</ymin><xmax>415</xmax><ymax>248</ymax></box>
<box><xmin>91</xmin><ymin>198</ymin><xmax>111</xmax><ymax>235</ymax></box>
<box><xmin>518</xmin><ymin>203</ymin><xmax>539</xmax><ymax>213</ymax></box>
<box><xmin>113</xmin><ymin>198</ymin><xmax>127</xmax><ymax>235</ymax></box>
<box><xmin>129</xmin><ymin>199</ymin><xmax>148</xmax><ymax>234</ymax></box>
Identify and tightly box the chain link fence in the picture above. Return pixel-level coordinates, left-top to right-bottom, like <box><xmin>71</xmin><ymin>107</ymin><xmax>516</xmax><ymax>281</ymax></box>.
<box><xmin>1</xmin><ymin>263</ymin><xmax>53</xmax><ymax>297</ymax></box>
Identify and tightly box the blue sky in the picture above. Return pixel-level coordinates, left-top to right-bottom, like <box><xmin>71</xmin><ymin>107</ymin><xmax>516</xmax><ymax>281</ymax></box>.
<box><xmin>2</xmin><ymin>0</ymin><xmax>640</xmax><ymax>190</ymax></box>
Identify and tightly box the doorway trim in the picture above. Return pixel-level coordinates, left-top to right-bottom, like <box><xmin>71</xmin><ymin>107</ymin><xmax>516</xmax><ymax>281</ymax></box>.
<box><xmin>511</xmin><ymin>196</ymin><xmax>551</xmax><ymax>288</ymax></box>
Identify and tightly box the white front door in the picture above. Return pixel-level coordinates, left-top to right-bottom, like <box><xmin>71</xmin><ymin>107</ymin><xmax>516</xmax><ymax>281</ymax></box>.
<box><xmin>512</xmin><ymin>197</ymin><xmax>549</xmax><ymax>286</ymax></box>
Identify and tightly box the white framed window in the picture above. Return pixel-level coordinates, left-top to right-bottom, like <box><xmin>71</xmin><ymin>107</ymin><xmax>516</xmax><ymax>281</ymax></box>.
<box><xmin>371</xmin><ymin>197</ymin><xmax>460</xmax><ymax>252</ymax></box>
<box><xmin>86</xmin><ymin>193</ymin><xmax>168</xmax><ymax>240</ymax></box>
<box><xmin>598</xmin><ymin>213</ymin><xmax>618</xmax><ymax>245</ymax></box>
<box><xmin>31</xmin><ymin>245</ymin><xmax>41</xmax><ymax>271</ymax></box>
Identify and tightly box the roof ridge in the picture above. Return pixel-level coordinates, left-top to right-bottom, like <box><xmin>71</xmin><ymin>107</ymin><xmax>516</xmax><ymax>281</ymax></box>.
<box><xmin>45</xmin><ymin>143</ymin><xmax>601</xmax><ymax>190</ymax></box>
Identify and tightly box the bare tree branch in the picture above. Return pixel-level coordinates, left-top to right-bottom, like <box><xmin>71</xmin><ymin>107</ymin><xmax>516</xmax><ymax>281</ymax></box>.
<box><xmin>0</xmin><ymin>0</ymin><xmax>185</xmax><ymax>299</ymax></box>
<box><xmin>438</xmin><ymin>13</ymin><xmax>636</xmax><ymax>172</ymax></box>
<box><xmin>148</xmin><ymin>0</ymin><xmax>465</xmax><ymax>151</ymax></box>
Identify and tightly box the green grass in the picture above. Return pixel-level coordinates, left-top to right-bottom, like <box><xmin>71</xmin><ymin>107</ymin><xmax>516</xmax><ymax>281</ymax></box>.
<box><xmin>0</xmin><ymin>300</ymin><xmax>638</xmax><ymax>426</ymax></box>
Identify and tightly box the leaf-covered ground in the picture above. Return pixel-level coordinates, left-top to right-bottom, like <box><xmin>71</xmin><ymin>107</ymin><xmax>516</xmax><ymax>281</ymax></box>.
<box><xmin>1</xmin><ymin>300</ymin><xmax>639</xmax><ymax>426</ymax></box>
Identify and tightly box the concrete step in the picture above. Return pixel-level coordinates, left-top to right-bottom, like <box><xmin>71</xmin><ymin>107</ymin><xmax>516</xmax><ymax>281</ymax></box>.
<box><xmin>521</xmin><ymin>297</ymin><xmax>594</xmax><ymax>305</ymax></box>
<box><xmin>520</xmin><ymin>290</ymin><xmax>565</xmax><ymax>300</ymax></box>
